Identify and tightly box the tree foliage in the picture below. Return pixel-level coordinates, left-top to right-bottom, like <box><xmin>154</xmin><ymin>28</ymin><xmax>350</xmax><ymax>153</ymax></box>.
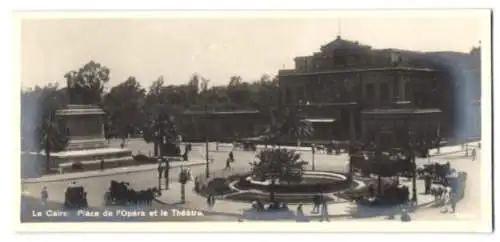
<box><xmin>65</xmin><ymin>61</ymin><xmax>110</xmax><ymax>104</ymax></box>
<box><xmin>250</xmin><ymin>148</ymin><xmax>307</xmax><ymax>184</ymax></box>
<box><xmin>21</xmin><ymin>84</ymin><xmax>68</xmax><ymax>153</ymax></box>
<box><xmin>262</xmin><ymin>107</ymin><xmax>314</xmax><ymax>145</ymax></box>
<box><xmin>103</xmin><ymin>76</ymin><xmax>146</xmax><ymax>139</ymax></box>
<box><xmin>21</xmin><ymin>61</ymin><xmax>283</xmax><ymax>154</ymax></box>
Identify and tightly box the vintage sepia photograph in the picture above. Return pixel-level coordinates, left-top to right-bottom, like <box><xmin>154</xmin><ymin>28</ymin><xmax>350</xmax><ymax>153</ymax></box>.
<box><xmin>15</xmin><ymin>10</ymin><xmax>492</xmax><ymax>232</ymax></box>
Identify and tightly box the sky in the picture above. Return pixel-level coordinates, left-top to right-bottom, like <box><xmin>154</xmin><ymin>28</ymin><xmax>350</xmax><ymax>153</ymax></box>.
<box><xmin>19</xmin><ymin>11</ymin><xmax>488</xmax><ymax>89</ymax></box>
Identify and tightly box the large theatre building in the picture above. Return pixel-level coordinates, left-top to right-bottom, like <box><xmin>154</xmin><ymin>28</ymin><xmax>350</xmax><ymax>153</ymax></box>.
<box><xmin>278</xmin><ymin>36</ymin><xmax>443</xmax><ymax>148</ymax></box>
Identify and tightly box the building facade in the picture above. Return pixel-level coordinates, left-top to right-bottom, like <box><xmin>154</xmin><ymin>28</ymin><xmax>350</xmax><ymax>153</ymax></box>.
<box><xmin>278</xmin><ymin>36</ymin><xmax>443</xmax><ymax>146</ymax></box>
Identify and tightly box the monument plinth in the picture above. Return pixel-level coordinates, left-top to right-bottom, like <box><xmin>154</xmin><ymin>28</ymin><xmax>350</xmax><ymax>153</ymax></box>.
<box><xmin>56</xmin><ymin>104</ymin><xmax>108</xmax><ymax>150</ymax></box>
<box><xmin>51</xmin><ymin>104</ymin><xmax>134</xmax><ymax>173</ymax></box>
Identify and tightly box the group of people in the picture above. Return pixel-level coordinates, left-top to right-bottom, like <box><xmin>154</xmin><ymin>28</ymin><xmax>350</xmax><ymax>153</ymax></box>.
<box><xmin>461</xmin><ymin>143</ymin><xmax>479</xmax><ymax>161</ymax></box>
<box><xmin>310</xmin><ymin>194</ymin><xmax>330</xmax><ymax>221</ymax></box>
<box><xmin>243</xmin><ymin>200</ymin><xmax>295</xmax><ymax>220</ymax></box>
<box><xmin>243</xmin><ymin>197</ymin><xmax>330</xmax><ymax>222</ymax></box>
<box><xmin>422</xmin><ymin>163</ymin><xmax>465</xmax><ymax>214</ymax></box>
<box><xmin>206</xmin><ymin>194</ymin><xmax>216</xmax><ymax>209</ymax></box>
<box><xmin>365</xmin><ymin>181</ymin><xmax>410</xmax><ymax>206</ymax></box>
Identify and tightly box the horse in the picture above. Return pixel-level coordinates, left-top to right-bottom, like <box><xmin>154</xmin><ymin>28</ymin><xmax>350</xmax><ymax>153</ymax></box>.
<box><xmin>430</xmin><ymin>184</ymin><xmax>446</xmax><ymax>205</ymax></box>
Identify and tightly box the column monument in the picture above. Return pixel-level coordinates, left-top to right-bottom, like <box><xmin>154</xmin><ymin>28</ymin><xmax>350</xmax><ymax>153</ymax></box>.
<box><xmin>48</xmin><ymin>62</ymin><xmax>135</xmax><ymax>173</ymax></box>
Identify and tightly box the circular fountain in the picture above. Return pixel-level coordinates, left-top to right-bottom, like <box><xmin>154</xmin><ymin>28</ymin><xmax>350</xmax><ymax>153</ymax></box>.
<box><xmin>198</xmin><ymin>170</ymin><xmax>366</xmax><ymax>204</ymax></box>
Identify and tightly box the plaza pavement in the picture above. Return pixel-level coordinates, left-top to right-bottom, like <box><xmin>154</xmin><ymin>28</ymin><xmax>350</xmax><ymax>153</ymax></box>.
<box><xmin>22</xmin><ymin>138</ymin><xmax>477</xmax><ymax>184</ymax></box>
<box><xmin>152</xmin><ymin>176</ymin><xmax>434</xmax><ymax>220</ymax></box>
<box><xmin>20</xmin><ymin>139</ymin><xmax>482</xmax><ymax>222</ymax></box>
<box><xmin>22</xmin><ymin>159</ymin><xmax>206</xmax><ymax>184</ymax></box>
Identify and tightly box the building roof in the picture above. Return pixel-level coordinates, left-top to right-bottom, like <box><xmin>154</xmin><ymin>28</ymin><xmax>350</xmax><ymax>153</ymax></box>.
<box><xmin>320</xmin><ymin>36</ymin><xmax>372</xmax><ymax>52</ymax></box>
<box><xmin>183</xmin><ymin>110</ymin><xmax>260</xmax><ymax>115</ymax></box>
<box><xmin>56</xmin><ymin>107</ymin><xmax>106</xmax><ymax>116</ymax></box>
<box><xmin>296</xmin><ymin>102</ymin><xmax>358</xmax><ymax>107</ymax></box>
<box><xmin>361</xmin><ymin>108</ymin><xmax>442</xmax><ymax>115</ymax></box>
<box><xmin>302</xmin><ymin>118</ymin><xmax>336</xmax><ymax>123</ymax></box>
<box><xmin>279</xmin><ymin>66</ymin><xmax>436</xmax><ymax>77</ymax></box>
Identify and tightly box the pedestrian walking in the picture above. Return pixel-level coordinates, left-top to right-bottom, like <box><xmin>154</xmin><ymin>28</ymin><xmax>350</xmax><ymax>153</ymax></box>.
<box><xmin>312</xmin><ymin>194</ymin><xmax>320</xmax><ymax>213</ymax></box>
<box><xmin>472</xmin><ymin>148</ymin><xmax>477</xmax><ymax>161</ymax></box>
<box><xmin>164</xmin><ymin>160</ymin><xmax>170</xmax><ymax>190</ymax></box>
<box><xmin>206</xmin><ymin>194</ymin><xmax>212</xmax><ymax>209</ymax></box>
<box><xmin>400</xmin><ymin>208</ymin><xmax>411</xmax><ymax>222</ymax></box>
<box><xmin>207</xmin><ymin>194</ymin><xmax>216</xmax><ymax>209</ymax></box>
<box><xmin>424</xmin><ymin>174</ymin><xmax>432</xmax><ymax>194</ymax></box>
<box><xmin>100</xmin><ymin>159</ymin><xmax>105</xmax><ymax>171</ymax></box>
<box><xmin>225</xmin><ymin>156</ymin><xmax>232</xmax><ymax>170</ymax></box>
<box><xmin>450</xmin><ymin>193</ymin><xmax>457</xmax><ymax>213</ymax></box>
<box><xmin>442</xmin><ymin>186</ymin><xmax>452</xmax><ymax>213</ymax></box>
<box><xmin>157</xmin><ymin>162</ymin><xmax>164</xmax><ymax>189</ymax></box>
<box><xmin>41</xmin><ymin>186</ymin><xmax>48</xmax><ymax>206</ymax></box>
<box><xmin>319</xmin><ymin>201</ymin><xmax>330</xmax><ymax>222</ymax></box>
<box><xmin>296</xmin><ymin>203</ymin><xmax>308</xmax><ymax>222</ymax></box>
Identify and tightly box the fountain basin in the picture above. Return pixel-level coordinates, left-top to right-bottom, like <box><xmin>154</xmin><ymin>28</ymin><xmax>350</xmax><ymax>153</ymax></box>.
<box><xmin>234</xmin><ymin>171</ymin><xmax>352</xmax><ymax>194</ymax></box>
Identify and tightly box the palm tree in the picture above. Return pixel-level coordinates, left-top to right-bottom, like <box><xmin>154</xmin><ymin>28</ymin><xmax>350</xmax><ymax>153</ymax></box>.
<box><xmin>143</xmin><ymin>115</ymin><xmax>161</xmax><ymax>156</ymax></box>
<box><xmin>251</xmin><ymin>149</ymin><xmax>307</xmax><ymax>202</ymax></box>
<box><xmin>278</xmin><ymin>108</ymin><xmax>314</xmax><ymax>147</ymax></box>
<box><xmin>37</xmin><ymin>113</ymin><xmax>68</xmax><ymax>173</ymax></box>
<box><xmin>178</xmin><ymin>168</ymin><xmax>192</xmax><ymax>203</ymax></box>
<box><xmin>143</xmin><ymin>111</ymin><xmax>178</xmax><ymax>157</ymax></box>
<box><xmin>263</xmin><ymin>108</ymin><xmax>314</xmax><ymax>148</ymax></box>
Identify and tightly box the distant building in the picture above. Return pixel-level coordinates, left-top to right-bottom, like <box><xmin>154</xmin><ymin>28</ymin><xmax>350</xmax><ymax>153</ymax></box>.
<box><xmin>179</xmin><ymin>36</ymin><xmax>480</xmax><ymax>145</ymax></box>
<box><xmin>178</xmin><ymin>110</ymin><xmax>267</xmax><ymax>142</ymax></box>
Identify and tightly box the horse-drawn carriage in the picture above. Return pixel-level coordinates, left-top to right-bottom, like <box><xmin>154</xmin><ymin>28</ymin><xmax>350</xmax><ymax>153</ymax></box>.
<box><xmin>417</xmin><ymin>162</ymin><xmax>451</xmax><ymax>180</ymax></box>
<box><xmin>104</xmin><ymin>180</ymin><xmax>159</xmax><ymax>206</ymax></box>
<box><xmin>64</xmin><ymin>185</ymin><xmax>88</xmax><ymax>209</ymax></box>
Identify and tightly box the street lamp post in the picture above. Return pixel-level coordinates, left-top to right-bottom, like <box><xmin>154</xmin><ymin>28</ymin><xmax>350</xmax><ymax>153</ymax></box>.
<box><xmin>408</xmin><ymin>130</ymin><xmax>418</xmax><ymax>205</ymax></box>
<box><xmin>205</xmin><ymin>104</ymin><xmax>210</xmax><ymax>178</ymax></box>
<box><xmin>157</xmin><ymin>159</ymin><xmax>163</xmax><ymax>190</ymax></box>
<box><xmin>164</xmin><ymin>158</ymin><xmax>170</xmax><ymax>190</ymax></box>
<box><xmin>311</xmin><ymin>144</ymin><xmax>316</xmax><ymax>171</ymax></box>
<box><xmin>411</xmin><ymin>153</ymin><xmax>417</xmax><ymax>204</ymax></box>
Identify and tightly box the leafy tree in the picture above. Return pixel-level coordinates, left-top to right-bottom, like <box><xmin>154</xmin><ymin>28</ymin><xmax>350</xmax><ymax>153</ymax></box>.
<box><xmin>103</xmin><ymin>76</ymin><xmax>146</xmax><ymax>139</ymax></box>
<box><xmin>37</xmin><ymin>113</ymin><xmax>69</xmax><ymax>172</ymax></box>
<box><xmin>278</xmin><ymin>108</ymin><xmax>314</xmax><ymax>146</ymax></box>
<box><xmin>143</xmin><ymin>77</ymin><xmax>167</xmax><ymax>155</ymax></box>
<box><xmin>64</xmin><ymin>61</ymin><xmax>110</xmax><ymax>105</ymax></box>
<box><xmin>250</xmin><ymin>149</ymin><xmax>307</xmax><ymax>201</ymax></box>
<box><xmin>21</xmin><ymin>84</ymin><xmax>69</xmax><ymax>172</ymax></box>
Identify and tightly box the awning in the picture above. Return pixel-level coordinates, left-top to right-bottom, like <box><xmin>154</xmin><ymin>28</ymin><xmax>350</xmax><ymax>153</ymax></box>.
<box><xmin>302</xmin><ymin>118</ymin><xmax>336</xmax><ymax>123</ymax></box>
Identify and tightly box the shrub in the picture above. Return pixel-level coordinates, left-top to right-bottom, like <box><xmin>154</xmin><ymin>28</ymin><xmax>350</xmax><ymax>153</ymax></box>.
<box><xmin>71</xmin><ymin>161</ymin><xmax>83</xmax><ymax>170</ymax></box>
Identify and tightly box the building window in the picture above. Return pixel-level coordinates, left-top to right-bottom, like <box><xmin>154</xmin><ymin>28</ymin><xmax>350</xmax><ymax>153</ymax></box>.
<box><xmin>296</xmin><ymin>86</ymin><xmax>305</xmax><ymax>104</ymax></box>
<box><xmin>307</xmin><ymin>85</ymin><xmax>315</xmax><ymax>102</ymax></box>
<box><xmin>347</xmin><ymin>55</ymin><xmax>356</xmax><ymax>66</ymax></box>
<box><xmin>366</xmin><ymin>83</ymin><xmax>375</xmax><ymax>100</ymax></box>
<box><xmin>286</xmin><ymin>88</ymin><xmax>293</xmax><ymax>104</ymax></box>
<box><xmin>380</xmin><ymin>82</ymin><xmax>390</xmax><ymax>104</ymax></box>
<box><xmin>404</xmin><ymin>81</ymin><xmax>412</xmax><ymax>101</ymax></box>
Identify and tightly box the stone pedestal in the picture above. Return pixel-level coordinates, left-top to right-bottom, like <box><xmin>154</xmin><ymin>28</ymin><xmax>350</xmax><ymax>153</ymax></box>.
<box><xmin>50</xmin><ymin>104</ymin><xmax>134</xmax><ymax>173</ymax></box>
<box><xmin>56</xmin><ymin>104</ymin><xmax>108</xmax><ymax>151</ymax></box>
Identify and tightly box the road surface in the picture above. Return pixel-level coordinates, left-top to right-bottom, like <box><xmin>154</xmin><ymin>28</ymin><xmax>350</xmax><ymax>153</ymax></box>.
<box><xmin>21</xmin><ymin>139</ymin><xmax>485</xmax><ymax>223</ymax></box>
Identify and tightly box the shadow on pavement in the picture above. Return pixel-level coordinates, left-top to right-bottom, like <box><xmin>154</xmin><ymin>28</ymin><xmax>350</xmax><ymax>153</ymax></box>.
<box><xmin>345</xmin><ymin>203</ymin><xmax>414</xmax><ymax>219</ymax></box>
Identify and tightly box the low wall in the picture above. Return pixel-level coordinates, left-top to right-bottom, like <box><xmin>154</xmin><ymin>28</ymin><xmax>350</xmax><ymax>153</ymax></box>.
<box><xmin>59</xmin><ymin>157</ymin><xmax>136</xmax><ymax>173</ymax></box>
<box><xmin>21</xmin><ymin>153</ymin><xmax>44</xmax><ymax>179</ymax></box>
<box><xmin>52</xmin><ymin>149</ymin><xmax>133</xmax><ymax>165</ymax></box>
<box><xmin>236</xmin><ymin>171</ymin><xmax>351</xmax><ymax>194</ymax></box>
